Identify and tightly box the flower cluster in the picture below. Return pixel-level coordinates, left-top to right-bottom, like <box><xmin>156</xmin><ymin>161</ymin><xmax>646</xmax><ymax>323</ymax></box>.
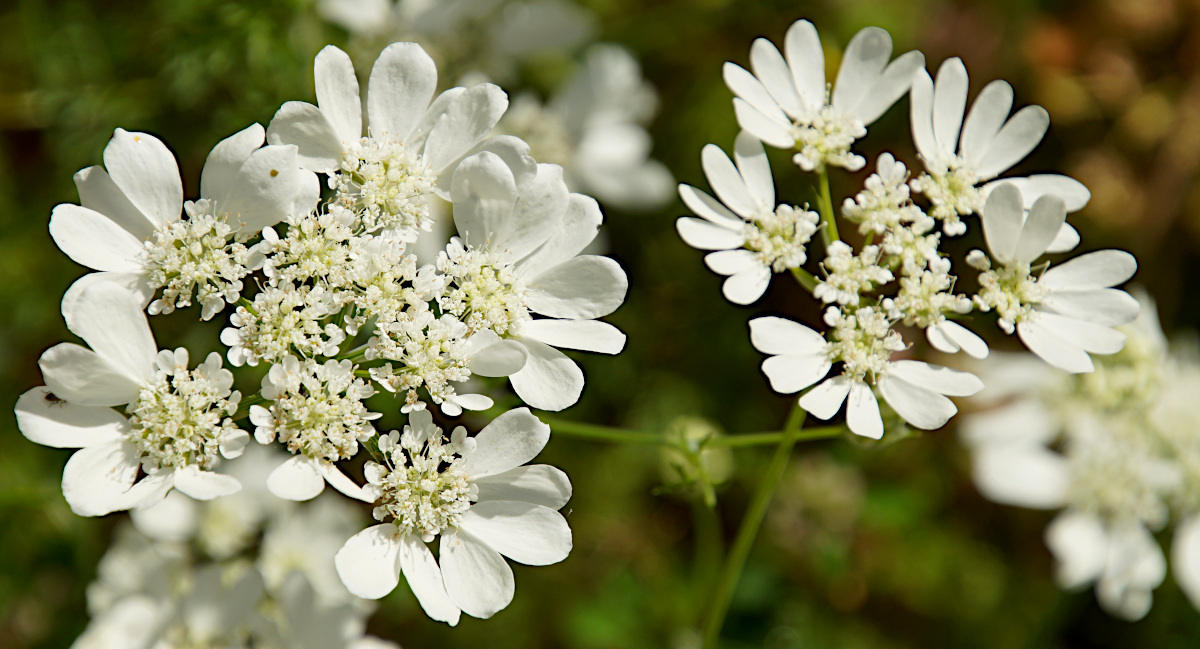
<box><xmin>677</xmin><ymin>19</ymin><xmax>1140</xmax><ymax>442</ymax></box>
<box><xmin>19</xmin><ymin>40</ymin><xmax>624</xmax><ymax>629</ymax></box>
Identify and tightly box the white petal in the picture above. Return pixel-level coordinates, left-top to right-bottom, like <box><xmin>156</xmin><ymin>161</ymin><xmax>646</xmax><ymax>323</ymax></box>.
<box><xmin>102</xmin><ymin>129</ymin><xmax>182</xmax><ymax>229</ymax></box>
<box><xmin>959</xmin><ymin>398</ymin><xmax>1058</xmax><ymax>447</ymax></box>
<box><xmin>526</xmin><ymin>256</ymin><xmax>627</xmax><ymax>319</ymax></box>
<box><xmin>73</xmin><ymin>165</ymin><xmax>155</xmax><ymax>240</ymax></box>
<box><xmin>701</xmin><ymin>143</ymin><xmax>756</xmax><ymax>219</ymax></box>
<box><xmin>61</xmin><ymin>439</ymin><xmax>141</xmax><ymax>516</ymax></box>
<box><xmin>398</xmin><ymin>534</ymin><xmax>460</xmax><ymax>625</ymax></box>
<box><xmin>976</xmin><ymin>105</ymin><xmax>1050</xmax><ymax>180</ymax></box>
<box><xmin>732</xmin><ymin>98</ymin><xmax>795</xmax><ymax>149</ymax></box>
<box><xmin>473</xmin><ymin>465</ymin><xmax>572</xmax><ymax>509</ymax></box>
<box><xmin>220</xmin><ymin>144</ymin><xmax>305</xmax><ymax>234</ymax></box>
<box><xmin>909</xmin><ymin>68</ymin><xmax>938</xmax><ymax>163</ymax></box>
<box><xmin>15</xmin><ymin>387</ymin><xmax>127</xmax><ymax>448</ymax></box>
<box><xmin>451</xmin><ymin>151</ymin><xmax>519</xmax><ymax>251</ymax></box>
<box><xmin>845</xmin><ymin>381</ymin><xmax>883</xmax><ymax>439</ymax></box>
<box><xmin>761</xmin><ymin>352</ymin><xmax>832</xmax><ymax>395</ymax></box>
<box><xmin>49</xmin><ymin>204</ymin><xmax>146</xmax><ymax>272</ymax></box>
<box><xmin>721</xmin><ymin>264</ymin><xmax>770</xmax><ymax>305</ymax></box>
<box><xmin>1045</xmin><ymin>511</ymin><xmax>1108</xmax><ymax>588</ymax></box>
<box><xmin>972</xmin><ymin>445</ymin><xmax>1069</xmax><ymax>509</ymax></box>
<box><xmin>266</xmin><ymin>455</ymin><xmax>326</xmax><ymax>501</ymax></box>
<box><xmin>981</xmin><ymin>183</ymin><xmax>1024</xmax><ymax>263</ymax></box>
<box><xmin>1032</xmin><ymin>311</ymin><xmax>1125</xmax><ymax>355</ymax></box>
<box><xmin>832</xmin><ymin>27</ymin><xmax>894</xmax><ymax>119</ymax></box>
<box><xmin>854</xmin><ymin>50</ymin><xmax>924</xmax><ymax>125</ymax></box>
<box><xmin>1016</xmin><ymin>319</ymin><xmax>1094</xmax><ymax>373</ymax></box>
<box><xmin>520</xmin><ymin>320</ymin><xmax>626</xmax><ymax>355</ymax></box>
<box><xmin>64</xmin><ymin>281</ymin><xmax>157</xmax><ymax>385</ymax></box>
<box><xmin>931</xmin><ymin>58</ymin><xmax>968</xmax><ymax>158</ymax></box>
<box><xmin>733</xmin><ymin>131</ymin><xmax>775</xmax><ymax>207</ymax></box>
<box><xmin>704</xmin><ymin>249</ymin><xmax>758</xmax><ymax>275</ymax></box>
<box><xmin>1040</xmin><ymin>250</ymin><xmax>1137</xmax><ymax>291</ymax></box>
<box><xmin>319</xmin><ymin>461</ymin><xmax>373</xmax><ymax>502</ymax></box>
<box><xmin>750</xmin><ymin>39</ymin><xmax>802</xmax><ymax>117</ymax></box>
<box><xmin>200</xmin><ymin>123</ymin><xmax>266</xmax><ymax>203</ymax></box>
<box><xmin>677</xmin><ymin>217</ymin><xmax>743</xmax><ymax>251</ymax></box>
<box><xmin>439</xmin><ymin>529</ymin><xmax>515</xmax><ymax>619</ymax></box>
<box><xmin>436</xmin><ymin>134</ymin><xmax>537</xmax><ymax>198</ymax></box>
<box><xmin>1047</xmin><ymin>222</ymin><xmax>1080</xmax><ymax>253</ymax></box>
<box><xmin>172</xmin><ymin>465</ymin><xmax>241</xmax><ymax>500</ymax></box>
<box><xmin>959</xmin><ymin>80</ymin><xmax>1013</xmax><ymax>161</ymax></box>
<box><xmin>266</xmin><ymin>101</ymin><xmax>343</xmax><ymax>173</ymax></box>
<box><xmin>314</xmin><ymin>45</ymin><xmax>363</xmax><ymax>143</ymax></box>
<box><xmin>497</xmin><ymin>164</ymin><xmax>570</xmax><ymax>261</ymax></box>
<box><xmin>469</xmin><ymin>339</ymin><xmax>529</xmax><ymax>377</ymax></box>
<box><xmin>460</xmin><ymin>407</ymin><xmax>550</xmax><ymax>479</ymax></box>
<box><xmin>723</xmin><ymin>63</ymin><xmax>792</xmax><ymax>130</ymax></box>
<box><xmin>799</xmin><ymin>376</ymin><xmax>850</xmax><ymax>420</ymax></box>
<box><xmin>887</xmin><ymin>360</ymin><xmax>984</xmax><ymax>396</ymax></box>
<box><xmin>877</xmin><ymin>375</ymin><xmax>957</xmax><ymax>430</ymax></box>
<box><xmin>1013</xmin><ymin>194</ymin><xmax>1066</xmax><ymax>264</ymax></box>
<box><xmin>130</xmin><ymin>490</ymin><xmax>197</xmax><ymax>542</ymax></box>
<box><xmin>1173</xmin><ymin>517</ymin><xmax>1200</xmax><ymax>610</ymax></box>
<box><xmin>426</xmin><ymin>84</ymin><xmax>509</xmax><ymax>173</ymax></box>
<box><xmin>783</xmin><ymin>19</ymin><xmax>825</xmax><ymax>111</ymax></box>
<box><xmin>992</xmin><ymin>174</ymin><xmax>1091</xmax><ymax>212</ymax></box>
<box><xmin>1041</xmin><ymin>288</ymin><xmax>1140</xmax><ymax>327</ymax></box>
<box><xmin>678</xmin><ymin>184</ymin><xmax>744</xmax><ymax>230</ymax></box>
<box><xmin>335</xmin><ymin>524</ymin><xmax>402</xmax><ymax>599</ymax></box>
<box><xmin>518</xmin><ymin>193</ymin><xmax>603</xmax><ymax>278</ymax></box>
<box><xmin>460</xmin><ymin>501</ymin><xmax>571</xmax><ymax>566</ymax></box>
<box><xmin>930</xmin><ymin>321</ymin><xmax>989</xmax><ymax>359</ymax></box>
<box><xmin>749</xmin><ymin>316</ymin><xmax>826</xmax><ymax>355</ymax></box>
<box><xmin>63</xmin><ymin>271</ymin><xmax>154</xmax><ymax>312</ymax></box>
<box><xmin>508</xmin><ymin>340</ymin><xmax>584</xmax><ymax>412</ymax></box>
<box><xmin>40</xmin><ymin>343</ymin><xmax>142</xmax><ymax>407</ymax></box>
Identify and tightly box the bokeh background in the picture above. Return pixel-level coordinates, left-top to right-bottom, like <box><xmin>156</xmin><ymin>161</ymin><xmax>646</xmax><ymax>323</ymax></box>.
<box><xmin>3</xmin><ymin>0</ymin><xmax>1200</xmax><ymax>647</ymax></box>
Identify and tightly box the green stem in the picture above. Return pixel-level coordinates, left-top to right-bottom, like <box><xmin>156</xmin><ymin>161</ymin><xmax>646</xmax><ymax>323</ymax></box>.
<box><xmin>712</xmin><ymin>425</ymin><xmax>841</xmax><ymax>447</ymax></box>
<box><xmin>701</xmin><ymin>403</ymin><xmax>808</xmax><ymax>649</ymax></box>
<box><xmin>232</xmin><ymin>393</ymin><xmax>267</xmax><ymax>421</ymax></box>
<box><xmin>816</xmin><ymin>167</ymin><xmax>839</xmax><ymax>246</ymax></box>
<box><xmin>789</xmin><ymin>267</ymin><xmax>818</xmax><ymax>293</ymax></box>
<box><xmin>541</xmin><ymin>418</ymin><xmax>664</xmax><ymax>445</ymax></box>
<box><xmin>237</xmin><ymin>297</ymin><xmax>257</xmax><ymax>316</ymax></box>
<box><xmin>338</xmin><ymin>343</ymin><xmax>371</xmax><ymax>362</ymax></box>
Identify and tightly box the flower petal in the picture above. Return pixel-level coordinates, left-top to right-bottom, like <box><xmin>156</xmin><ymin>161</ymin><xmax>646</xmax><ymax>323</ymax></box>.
<box><xmin>1016</xmin><ymin>319</ymin><xmax>1094</xmax><ymax>373</ymax></box>
<box><xmin>1032</xmin><ymin>311</ymin><xmax>1126</xmax><ymax>355</ymax></box>
<box><xmin>854</xmin><ymin>50</ymin><xmax>924</xmax><ymax>125</ymax></box>
<box><xmin>845</xmin><ymin>381</ymin><xmax>883</xmax><ymax>439</ymax></box>
<box><xmin>49</xmin><ymin>204</ymin><xmax>146</xmax><ymax>272</ymax></box>
<box><xmin>723</xmin><ymin>63</ymin><xmax>792</xmax><ymax>132</ymax></box>
<box><xmin>460</xmin><ymin>501</ymin><xmax>571</xmax><ymax>566</ymax></box>
<box><xmin>473</xmin><ymin>465</ymin><xmax>572</xmax><ymax>509</ymax></box>
<box><xmin>784</xmin><ymin>19</ymin><xmax>825</xmax><ymax>112</ymax></box>
<box><xmin>799</xmin><ymin>376</ymin><xmax>850</xmax><ymax>420</ymax></box>
<box><xmin>1039</xmin><ymin>250</ymin><xmax>1137</xmax><ymax>291</ymax></box>
<box><xmin>526</xmin><ymin>255</ymin><xmax>627</xmax><ymax>320</ymax></box>
<box><xmin>266</xmin><ymin>455</ymin><xmax>326</xmax><ymax>501</ymax></box>
<box><xmin>398</xmin><ymin>534</ymin><xmax>460</xmax><ymax>625</ymax></box>
<box><xmin>909</xmin><ymin>68</ymin><xmax>938</xmax><ymax>163</ymax></box>
<box><xmin>102</xmin><ymin>129</ymin><xmax>182</xmax><ymax>229</ymax></box>
<box><xmin>832</xmin><ymin>27</ymin><xmax>894</xmax><ymax>120</ymax></box>
<box><xmin>749</xmin><ymin>316</ymin><xmax>826</xmax><ymax>355</ymax></box>
<box><xmin>1173</xmin><ymin>516</ymin><xmax>1200</xmax><ymax>610</ymax></box>
<box><xmin>750</xmin><ymin>38</ymin><xmax>802</xmax><ymax>117</ymax></box>
<box><xmin>367</xmin><ymin>42</ymin><xmax>440</xmax><ymax>138</ymax></box>
<box><xmin>508</xmin><ymin>340</ymin><xmax>584</xmax><ymax>411</ymax></box>
<box><xmin>877</xmin><ymin>374</ymin><xmax>957</xmax><ymax>430</ymax></box>
<box><xmin>498</xmin><ymin>164</ymin><xmax>570</xmax><ymax>262</ymax></box>
<box><xmin>266</xmin><ymin>101</ymin><xmax>344</xmax><ymax>173</ymax></box>
<box><xmin>460</xmin><ymin>407</ymin><xmax>550</xmax><ymax>479</ymax></box>
<box><xmin>518</xmin><ymin>193</ymin><xmax>603</xmax><ymax>278</ymax></box>
<box><xmin>40</xmin><ymin>343</ymin><xmax>142</xmax><ymax>407</ymax></box>
<box><xmin>701</xmin><ymin>142</ymin><xmax>757</xmax><ymax>219</ymax></box>
<box><xmin>981</xmin><ymin>182</ymin><xmax>1024</xmax><ymax>263</ymax></box>
<box><xmin>1013</xmin><ymin>194</ymin><xmax>1066</xmax><ymax>264</ymax></box>
<box><xmin>977</xmin><ymin>105</ymin><xmax>1049</xmax><ymax>181</ymax></box>
<box><xmin>73</xmin><ymin>165</ymin><xmax>156</xmax><ymax>241</ymax></box>
<box><xmin>15</xmin><ymin>387</ymin><xmax>128</xmax><ymax>448</ymax></box>
<box><xmin>220</xmin><ymin>144</ymin><xmax>306</xmax><ymax>235</ymax></box>
<box><xmin>677</xmin><ymin>217</ymin><xmax>744</xmax><ymax>251</ymax></box>
<box><xmin>173</xmin><ymin>465</ymin><xmax>242</xmax><ymax>500</ymax></box>
<box><xmin>929</xmin><ymin>320</ymin><xmax>989</xmax><ymax>359</ymax></box>
<box><xmin>314</xmin><ymin>45</ymin><xmax>363</xmax><ymax>143</ymax></box>
<box><xmin>1045</xmin><ymin>511</ymin><xmax>1108</xmax><ymax>588</ymax></box>
<box><xmin>425</xmin><ymin>84</ymin><xmax>509</xmax><ymax>173</ymax></box>
<box><xmin>451</xmin><ymin>151</ymin><xmax>520</xmax><ymax>251</ymax></box>
<box><xmin>678</xmin><ymin>184</ymin><xmax>744</xmax><ymax>229</ymax></box>
<box><xmin>989</xmin><ymin>174</ymin><xmax>1091</xmax><ymax>212</ymax></box>
<box><xmin>520</xmin><ymin>320</ymin><xmax>626</xmax><ymax>355</ymax></box>
<box><xmin>200</xmin><ymin>123</ymin><xmax>267</xmax><ymax>203</ymax></box>
<box><xmin>335</xmin><ymin>524</ymin><xmax>402</xmax><ymax>599</ymax></box>
<box><xmin>1041</xmin><ymin>288</ymin><xmax>1140</xmax><ymax>327</ymax></box>
<box><xmin>63</xmin><ymin>281</ymin><xmax>157</xmax><ymax>385</ymax></box>
<box><xmin>887</xmin><ymin>360</ymin><xmax>984</xmax><ymax>397</ymax></box>
<box><xmin>704</xmin><ymin>249</ymin><xmax>758</xmax><ymax>275</ymax></box>
<box><xmin>732</xmin><ymin>98</ymin><xmax>795</xmax><ymax>149</ymax></box>
<box><xmin>469</xmin><ymin>339</ymin><xmax>529</xmax><ymax>377</ymax></box>
<box><xmin>972</xmin><ymin>444</ymin><xmax>1070</xmax><ymax>509</ymax></box>
<box><xmin>439</xmin><ymin>529</ymin><xmax>515</xmax><ymax>619</ymax></box>
<box><xmin>959</xmin><ymin>80</ymin><xmax>1013</xmax><ymax>162</ymax></box>
<box><xmin>318</xmin><ymin>461</ymin><xmax>373</xmax><ymax>502</ymax></box>
<box><xmin>61</xmin><ymin>439</ymin><xmax>141</xmax><ymax>516</ymax></box>
<box><xmin>761</xmin><ymin>353</ymin><xmax>832</xmax><ymax>395</ymax></box>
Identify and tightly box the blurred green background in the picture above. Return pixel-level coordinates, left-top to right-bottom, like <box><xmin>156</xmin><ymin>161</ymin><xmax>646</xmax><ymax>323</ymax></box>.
<box><xmin>3</xmin><ymin>0</ymin><xmax>1200</xmax><ymax>647</ymax></box>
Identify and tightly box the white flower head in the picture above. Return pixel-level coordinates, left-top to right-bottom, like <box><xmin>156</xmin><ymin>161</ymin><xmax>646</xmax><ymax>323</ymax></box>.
<box><xmin>334</xmin><ymin>408</ymin><xmax>572</xmax><ymax>625</ymax></box>
<box><xmin>750</xmin><ymin>314</ymin><xmax>983</xmax><ymax>439</ymax></box>
<box><xmin>17</xmin><ymin>283</ymin><xmax>248</xmax><ymax>516</ymax></box>
<box><xmin>724</xmin><ymin>20</ymin><xmax>924</xmax><ymax>172</ymax></box>
<box><xmin>909</xmin><ymin>57</ymin><xmax>1090</xmax><ymax>239</ymax></box>
<box><xmin>676</xmin><ymin>132</ymin><xmax>819</xmax><ymax>305</ymax></box>
<box><xmin>50</xmin><ymin>125</ymin><xmax>317</xmax><ymax>320</ymax></box>
<box><xmin>973</xmin><ymin>184</ymin><xmax>1139</xmax><ymax>373</ymax></box>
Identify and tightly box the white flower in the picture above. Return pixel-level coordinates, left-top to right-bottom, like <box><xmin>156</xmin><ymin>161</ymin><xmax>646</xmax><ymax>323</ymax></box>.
<box><xmin>676</xmin><ymin>132</ymin><xmax>819</xmax><ymax>304</ymax></box>
<box><xmin>1046</xmin><ymin>512</ymin><xmax>1166</xmax><ymax>621</ymax></box>
<box><xmin>251</xmin><ymin>356</ymin><xmax>379</xmax><ymax>503</ymax></box>
<box><xmin>334</xmin><ymin>408</ymin><xmax>572</xmax><ymax>625</ymax></box>
<box><xmin>909</xmin><ymin>57</ymin><xmax>1090</xmax><ymax>239</ymax></box>
<box><xmin>724</xmin><ymin>20</ymin><xmax>923</xmax><ymax>172</ymax></box>
<box><xmin>16</xmin><ymin>283</ymin><xmax>247</xmax><ymax>516</ymax></box>
<box><xmin>501</xmin><ymin>43</ymin><xmax>673</xmax><ymax>210</ymax></box>
<box><xmin>49</xmin><ymin>125</ymin><xmax>316</xmax><ymax>318</ymax></box>
<box><xmin>446</xmin><ymin>151</ymin><xmax>628</xmax><ymax>411</ymax></box>
<box><xmin>972</xmin><ymin>184</ymin><xmax>1139</xmax><ymax>373</ymax></box>
<box><xmin>267</xmin><ymin>43</ymin><xmax>516</xmax><ymax>241</ymax></box>
<box><xmin>749</xmin><ymin>314</ymin><xmax>983</xmax><ymax>439</ymax></box>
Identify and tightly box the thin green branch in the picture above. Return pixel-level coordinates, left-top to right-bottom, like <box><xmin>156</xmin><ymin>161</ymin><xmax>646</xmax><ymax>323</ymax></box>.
<box><xmin>789</xmin><ymin>267</ymin><xmax>818</xmax><ymax>293</ymax></box>
<box><xmin>701</xmin><ymin>403</ymin><xmax>808</xmax><ymax>649</ymax></box>
<box><xmin>816</xmin><ymin>167</ymin><xmax>840</xmax><ymax>246</ymax></box>
<box><xmin>710</xmin><ymin>425</ymin><xmax>842</xmax><ymax>447</ymax></box>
